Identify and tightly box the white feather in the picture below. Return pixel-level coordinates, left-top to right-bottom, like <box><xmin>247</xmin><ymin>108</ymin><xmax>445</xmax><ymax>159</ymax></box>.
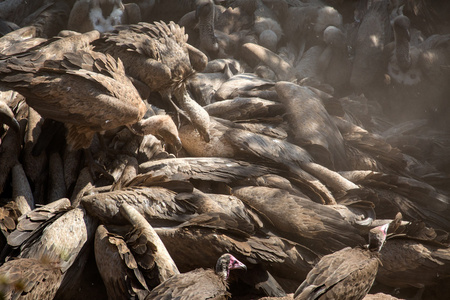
<box><xmin>89</xmin><ymin>5</ymin><xmax>123</xmax><ymax>32</ymax></box>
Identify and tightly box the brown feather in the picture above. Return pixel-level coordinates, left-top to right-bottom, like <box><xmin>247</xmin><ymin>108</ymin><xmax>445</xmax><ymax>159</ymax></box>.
<box><xmin>0</xmin><ymin>257</ymin><xmax>62</xmax><ymax>300</ymax></box>
<box><xmin>0</xmin><ymin>49</ymin><xmax>146</xmax><ymax>150</ymax></box>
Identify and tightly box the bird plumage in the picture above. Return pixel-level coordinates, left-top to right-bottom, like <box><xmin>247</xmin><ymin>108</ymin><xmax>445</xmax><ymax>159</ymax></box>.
<box><xmin>294</xmin><ymin>223</ymin><xmax>389</xmax><ymax>300</ymax></box>
<box><xmin>145</xmin><ymin>253</ymin><xmax>246</xmax><ymax>300</ymax></box>
<box><xmin>0</xmin><ymin>49</ymin><xmax>146</xmax><ymax>150</ymax></box>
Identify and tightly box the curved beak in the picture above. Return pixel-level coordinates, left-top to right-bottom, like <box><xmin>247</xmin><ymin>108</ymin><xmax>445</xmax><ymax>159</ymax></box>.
<box><xmin>230</xmin><ymin>257</ymin><xmax>247</xmax><ymax>272</ymax></box>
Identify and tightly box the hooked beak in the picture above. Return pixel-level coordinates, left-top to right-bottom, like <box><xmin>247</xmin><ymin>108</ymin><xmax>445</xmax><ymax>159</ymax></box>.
<box><xmin>229</xmin><ymin>257</ymin><xmax>247</xmax><ymax>272</ymax></box>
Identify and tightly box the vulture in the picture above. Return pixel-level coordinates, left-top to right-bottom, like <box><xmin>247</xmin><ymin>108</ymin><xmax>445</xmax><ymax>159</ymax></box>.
<box><xmin>232</xmin><ymin>186</ymin><xmax>366</xmax><ymax>255</ymax></box>
<box><xmin>294</xmin><ymin>223</ymin><xmax>389</xmax><ymax>300</ymax></box>
<box><xmin>145</xmin><ymin>253</ymin><xmax>247</xmax><ymax>300</ymax></box>
<box><xmin>94</xmin><ymin>203</ymin><xmax>179</xmax><ymax>300</ymax></box>
<box><xmin>151</xmin><ymin>211</ymin><xmax>288</xmax><ymax>297</ymax></box>
<box><xmin>0</xmin><ymin>49</ymin><xmax>146</xmax><ymax>150</ymax></box>
<box><xmin>0</xmin><ymin>27</ymin><xmax>100</xmax><ymax>59</ymax></box>
<box><xmin>203</xmin><ymin>96</ymin><xmax>284</xmax><ymax>122</ymax></box>
<box><xmin>253</xmin><ymin>1</ymin><xmax>283</xmax><ymax>53</ymax></box>
<box><xmin>282</xmin><ymin>2</ymin><xmax>343</xmax><ymax>62</ymax></box>
<box><xmin>95</xmin><ymin>224</ymin><xmax>151</xmax><ymax>299</ymax></box>
<box><xmin>177</xmin><ymin>116</ymin><xmax>238</xmax><ymax>158</ymax></box>
<box><xmin>377</xmin><ymin>238</ymin><xmax>450</xmax><ymax>289</ymax></box>
<box><xmin>153</xmin><ymin>212</ymin><xmax>319</xmax><ymax>293</ymax></box>
<box><xmin>3</xmin><ymin>1</ymin><xmax>71</xmax><ymax>40</ymax></box>
<box><xmin>349</xmin><ymin>0</ymin><xmax>391</xmax><ymax>91</ymax></box>
<box><xmin>92</xmin><ymin>21</ymin><xmax>211</xmax><ymax>141</ymax></box>
<box><xmin>0</xmin><ymin>26</ymin><xmax>46</xmax><ymax>58</ymax></box>
<box><xmin>5</xmin><ymin>198</ymin><xmax>71</xmax><ymax>257</ymax></box>
<box><xmin>81</xmin><ymin>185</ymin><xmax>197</xmax><ymax>226</ymax></box>
<box><xmin>133</xmin><ymin>157</ymin><xmax>276</xmax><ymax>188</ymax></box>
<box><xmin>376</xmin><ymin>218</ymin><xmax>450</xmax><ymax>290</ymax></box>
<box><xmin>4</xmin><ymin>199</ymin><xmax>98</xmax><ymax>299</ymax></box>
<box><xmin>338</xmin><ymin>170</ymin><xmax>450</xmax><ymax>231</ymax></box>
<box><xmin>241</xmin><ymin>42</ymin><xmax>296</xmax><ymax>81</ymax></box>
<box><xmin>386</xmin><ymin>14</ymin><xmax>450</xmax><ymax>125</ymax></box>
<box><xmin>275</xmin><ymin>81</ymin><xmax>348</xmax><ymax>171</ymax></box>
<box><xmin>0</xmin><ymin>256</ymin><xmax>62</xmax><ymax>300</ymax></box>
<box><xmin>213</xmin><ymin>73</ymin><xmax>275</xmax><ymax>101</ymax></box>
<box><xmin>186</xmin><ymin>68</ymin><xmax>238</xmax><ymax>107</ymax></box>
<box><xmin>195</xmin><ymin>0</ymin><xmax>219</xmax><ymax>57</ymax></box>
<box><xmin>319</xmin><ymin>25</ymin><xmax>352</xmax><ymax>93</ymax></box>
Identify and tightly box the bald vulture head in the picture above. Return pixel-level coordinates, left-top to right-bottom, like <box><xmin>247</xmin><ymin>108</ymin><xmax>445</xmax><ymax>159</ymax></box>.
<box><xmin>315</xmin><ymin>5</ymin><xmax>343</xmax><ymax>37</ymax></box>
<box><xmin>215</xmin><ymin>253</ymin><xmax>246</xmax><ymax>280</ymax></box>
<box><xmin>368</xmin><ymin>223</ymin><xmax>389</xmax><ymax>252</ymax></box>
<box><xmin>323</xmin><ymin>25</ymin><xmax>346</xmax><ymax>48</ymax></box>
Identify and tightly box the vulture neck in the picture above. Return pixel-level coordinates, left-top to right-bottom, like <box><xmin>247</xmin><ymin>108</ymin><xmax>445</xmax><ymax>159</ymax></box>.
<box><xmin>393</xmin><ymin>16</ymin><xmax>412</xmax><ymax>71</ymax></box>
<box><xmin>367</xmin><ymin>223</ymin><xmax>389</xmax><ymax>252</ymax></box>
<box><xmin>216</xmin><ymin>268</ymin><xmax>229</xmax><ymax>281</ymax></box>
<box><xmin>366</xmin><ymin>240</ymin><xmax>383</xmax><ymax>252</ymax></box>
<box><xmin>394</xmin><ymin>30</ymin><xmax>411</xmax><ymax>71</ymax></box>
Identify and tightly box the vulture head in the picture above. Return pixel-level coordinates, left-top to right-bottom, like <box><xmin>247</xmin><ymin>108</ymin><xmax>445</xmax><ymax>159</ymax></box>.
<box><xmin>368</xmin><ymin>223</ymin><xmax>389</xmax><ymax>252</ymax></box>
<box><xmin>215</xmin><ymin>254</ymin><xmax>247</xmax><ymax>280</ymax></box>
<box><xmin>127</xmin><ymin>115</ymin><xmax>183</xmax><ymax>151</ymax></box>
<box><xmin>323</xmin><ymin>25</ymin><xmax>346</xmax><ymax>49</ymax></box>
<box><xmin>89</xmin><ymin>0</ymin><xmax>125</xmax><ymax>32</ymax></box>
